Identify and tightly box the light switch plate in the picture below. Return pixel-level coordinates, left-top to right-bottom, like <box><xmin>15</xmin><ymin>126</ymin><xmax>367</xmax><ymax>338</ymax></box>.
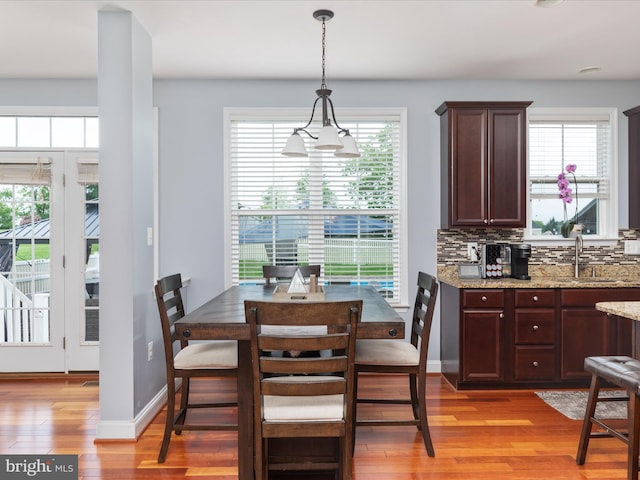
<box><xmin>624</xmin><ymin>240</ymin><xmax>640</xmax><ymax>255</ymax></box>
<box><xmin>467</xmin><ymin>242</ymin><xmax>479</xmax><ymax>261</ymax></box>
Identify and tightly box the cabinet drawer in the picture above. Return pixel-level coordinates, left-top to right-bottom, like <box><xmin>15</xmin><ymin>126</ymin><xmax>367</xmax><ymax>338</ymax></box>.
<box><xmin>515</xmin><ymin>309</ymin><xmax>555</xmax><ymax>344</ymax></box>
<box><xmin>561</xmin><ymin>288</ymin><xmax>640</xmax><ymax>307</ymax></box>
<box><xmin>514</xmin><ymin>346</ymin><xmax>555</xmax><ymax>380</ymax></box>
<box><xmin>463</xmin><ymin>290</ymin><xmax>504</xmax><ymax>308</ymax></box>
<box><xmin>515</xmin><ymin>289</ymin><xmax>555</xmax><ymax>307</ymax></box>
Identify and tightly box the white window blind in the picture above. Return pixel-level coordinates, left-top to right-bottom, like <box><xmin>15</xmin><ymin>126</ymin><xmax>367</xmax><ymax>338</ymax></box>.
<box><xmin>0</xmin><ymin>158</ymin><xmax>52</xmax><ymax>185</ymax></box>
<box><xmin>228</xmin><ymin>112</ymin><xmax>403</xmax><ymax>303</ymax></box>
<box><xmin>528</xmin><ymin>110</ymin><xmax>614</xmax><ymax>237</ymax></box>
<box><xmin>77</xmin><ymin>158</ymin><xmax>99</xmax><ymax>185</ymax></box>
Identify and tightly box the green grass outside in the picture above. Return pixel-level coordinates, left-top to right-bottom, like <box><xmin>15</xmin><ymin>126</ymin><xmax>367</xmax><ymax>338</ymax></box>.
<box><xmin>15</xmin><ymin>244</ymin><xmax>50</xmax><ymax>261</ymax></box>
<box><xmin>13</xmin><ymin>243</ymin><xmax>98</xmax><ymax>262</ymax></box>
<box><xmin>239</xmin><ymin>260</ymin><xmax>393</xmax><ymax>280</ymax></box>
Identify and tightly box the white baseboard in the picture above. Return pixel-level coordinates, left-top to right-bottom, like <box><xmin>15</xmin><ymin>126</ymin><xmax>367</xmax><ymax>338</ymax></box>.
<box><xmin>427</xmin><ymin>359</ymin><xmax>442</xmax><ymax>373</ymax></box>
<box><xmin>96</xmin><ymin>385</ymin><xmax>167</xmax><ymax>440</ymax></box>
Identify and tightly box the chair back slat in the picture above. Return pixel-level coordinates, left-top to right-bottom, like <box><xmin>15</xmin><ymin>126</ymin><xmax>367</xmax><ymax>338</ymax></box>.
<box><xmin>262</xmin><ymin>379</ymin><xmax>347</xmax><ymax>397</ymax></box>
<box><xmin>262</xmin><ymin>264</ymin><xmax>321</xmax><ymax>285</ymax></box>
<box><xmin>252</xmin><ymin>302</ymin><xmax>355</xmax><ymax>327</ymax></box>
<box><xmin>260</xmin><ymin>357</ymin><xmax>349</xmax><ymax>376</ymax></box>
<box><xmin>258</xmin><ymin>332</ymin><xmax>348</xmax><ymax>352</ymax></box>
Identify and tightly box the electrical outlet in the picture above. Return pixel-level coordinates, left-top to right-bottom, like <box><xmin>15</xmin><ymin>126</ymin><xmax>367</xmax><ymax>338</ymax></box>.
<box><xmin>467</xmin><ymin>242</ymin><xmax>479</xmax><ymax>261</ymax></box>
<box><xmin>625</xmin><ymin>240</ymin><xmax>640</xmax><ymax>255</ymax></box>
<box><xmin>147</xmin><ymin>341</ymin><xmax>153</xmax><ymax>361</ymax></box>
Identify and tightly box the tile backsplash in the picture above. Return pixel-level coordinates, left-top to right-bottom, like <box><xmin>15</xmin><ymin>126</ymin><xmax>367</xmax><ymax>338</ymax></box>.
<box><xmin>437</xmin><ymin>228</ymin><xmax>640</xmax><ymax>267</ymax></box>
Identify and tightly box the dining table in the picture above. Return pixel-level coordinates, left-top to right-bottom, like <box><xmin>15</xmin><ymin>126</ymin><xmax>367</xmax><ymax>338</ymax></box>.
<box><xmin>175</xmin><ymin>283</ymin><xmax>405</xmax><ymax>480</ymax></box>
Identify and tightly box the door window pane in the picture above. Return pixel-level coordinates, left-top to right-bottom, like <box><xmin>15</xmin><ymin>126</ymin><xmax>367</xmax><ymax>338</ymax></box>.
<box><xmin>0</xmin><ymin>182</ymin><xmax>52</xmax><ymax>344</ymax></box>
<box><xmin>84</xmin><ymin>184</ymin><xmax>99</xmax><ymax>342</ymax></box>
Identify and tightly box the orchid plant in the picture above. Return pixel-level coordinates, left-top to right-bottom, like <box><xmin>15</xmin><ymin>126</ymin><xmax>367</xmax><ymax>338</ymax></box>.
<box><xmin>557</xmin><ymin>164</ymin><xmax>580</xmax><ymax>238</ymax></box>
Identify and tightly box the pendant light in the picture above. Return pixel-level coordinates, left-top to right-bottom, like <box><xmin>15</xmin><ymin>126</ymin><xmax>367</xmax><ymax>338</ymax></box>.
<box><xmin>281</xmin><ymin>9</ymin><xmax>361</xmax><ymax>158</ymax></box>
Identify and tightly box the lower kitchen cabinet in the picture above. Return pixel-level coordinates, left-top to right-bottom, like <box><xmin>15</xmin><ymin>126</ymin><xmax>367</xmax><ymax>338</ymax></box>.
<box><xmin>560</xmin><ymin>289</ymin><xmax>635</xmax><ymax>380</ymax></box>
<box><xmin>461</xmin><ymin>311</ymin><xmax>504</xmax><ymax>381</ymax></box>
<box><xmin>440</xmin><ymin>284</ymin><xmax>639</xmax><ymax>389</ymax></box>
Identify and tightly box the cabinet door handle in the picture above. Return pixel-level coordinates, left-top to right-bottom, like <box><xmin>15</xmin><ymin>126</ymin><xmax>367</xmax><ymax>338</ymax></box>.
<box><xmin>532</xmin><ymin>325</ymin><xmax>539</xmax><ymax>331</ymax></box>
<box><xmin>533</xmin><ymin>295</ymin><xmax>539</xmax><ymax>302</ymax></box>
<box><xmin>489</xmin><ymin>218</ymin><xmax>494</xmax><ymax>224</ymax></box>
<box><xmin>481</xmin><ymin>296</ymin><xmax>487</xmax><ymax>302</ymax></box>
<box><xmin>499</xmin><ymin>313</ymin><xmax>504</xmax><ymax>319</ymax></box>
<box><xmin>483</xmin><ymin>219</ymin><xmax>488</xmax><ymax>224</ymax></box>
<box><xmin>532</xmin><ymin>361</ymin><xmax>539</xmax><ymax>367</ymax></box>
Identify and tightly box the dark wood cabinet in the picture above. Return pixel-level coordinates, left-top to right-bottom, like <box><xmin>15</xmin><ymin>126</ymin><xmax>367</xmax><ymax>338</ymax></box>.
<box><xmin>560</xmin><ymin>307</ymin><xmax>613</xmax><ymax>380</ymax></box>
<box><xmin>436</xmin><ymin>101</ymin><xmax>532</xmax><ymax>228</ymax></box>
<box><xmin>440</xmin><ymin>285</ymin><xmax>639</xmax><ymax>390</ymax></box>
<box><xmin>461</xmin><ymin>289</ymin><xmax>505</xmax><ymax>383</ymax></box>
<box><xmin>623</xmin><ymin>105</ymin><xmax>640</xmax><ymax>228</ymax></box>
<box><xmin>560</xmin><ymin>289</ymin><xmax>635</xmax><ymax>380</ymax></box>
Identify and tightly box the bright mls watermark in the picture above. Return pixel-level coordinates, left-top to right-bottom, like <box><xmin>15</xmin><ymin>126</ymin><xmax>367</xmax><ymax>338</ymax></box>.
<box><xmin>0</xmin><ymin>455</ymin><xmax>77</xmax><ymax>479</ymax></box>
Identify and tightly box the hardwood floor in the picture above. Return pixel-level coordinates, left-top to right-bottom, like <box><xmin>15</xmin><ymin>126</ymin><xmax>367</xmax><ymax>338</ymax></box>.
<box><xmin>0</xmin><ymin>373</ymin><xmax>631</xmax><ymax>479</ymax></box>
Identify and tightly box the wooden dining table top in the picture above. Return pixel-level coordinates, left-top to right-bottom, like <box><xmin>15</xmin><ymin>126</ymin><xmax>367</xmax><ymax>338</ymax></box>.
<box><xmin>175</xmin><ymin>284</ymin><xmax>405</xmax><ymax>341</ymax></box>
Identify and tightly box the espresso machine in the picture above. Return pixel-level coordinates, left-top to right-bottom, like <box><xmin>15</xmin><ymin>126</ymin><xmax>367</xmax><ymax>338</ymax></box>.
<box><xmin>510</xmin><ymin>243</ymin><xmax>531</xmax><ymax>280</ymax></box>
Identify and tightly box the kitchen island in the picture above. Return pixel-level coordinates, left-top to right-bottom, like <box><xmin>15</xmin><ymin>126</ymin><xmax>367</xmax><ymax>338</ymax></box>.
<box><xmin>439</xmin><ymin>267</ymin><xmax>640</xmax><ymax>390</ymax></box>
<box><xmin>596</xmin><ymin>301</ymin><xmax>640</xmax><ymax>359</ymax></box>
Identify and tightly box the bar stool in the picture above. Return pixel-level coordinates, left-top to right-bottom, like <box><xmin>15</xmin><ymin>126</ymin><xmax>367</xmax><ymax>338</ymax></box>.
<box><xmin>576</xmin><ymin>355</ymin><xmax>640</xmax><ymax>480</ymax></box>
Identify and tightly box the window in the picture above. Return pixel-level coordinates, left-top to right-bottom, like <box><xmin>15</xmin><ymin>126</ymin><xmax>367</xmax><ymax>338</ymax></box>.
<box><xmin>225</xmin><ymin>108</ymin><xmax>407</xmax><ymax>305</ymax></box>
<box><xmin>0</xmin><ymin>116</ymin><xmax>98</xmax><ymax>148</ymax></box>
<box><xmin>527</xmin><ymin>108</ymin><xmax>617</xmax><ymax>239</ymax></box>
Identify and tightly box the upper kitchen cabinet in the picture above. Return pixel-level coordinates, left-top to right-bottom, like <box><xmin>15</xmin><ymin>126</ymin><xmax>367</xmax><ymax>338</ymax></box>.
<box><xmin>624</xmin><ymin>105</ymin><xmax>640</xmax><ymax>229</ymax></box>
<box><xmin>436</xmin><ymin>101</ymin><xmax>532</xmax><ymax>228</ymax></box>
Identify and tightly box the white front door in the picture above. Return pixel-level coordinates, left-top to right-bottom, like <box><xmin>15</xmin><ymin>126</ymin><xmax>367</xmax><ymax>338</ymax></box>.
<box><xmin>0</xmin><ymin>151</ymin><xmax>99</xmax><ymax>372</ymax></box>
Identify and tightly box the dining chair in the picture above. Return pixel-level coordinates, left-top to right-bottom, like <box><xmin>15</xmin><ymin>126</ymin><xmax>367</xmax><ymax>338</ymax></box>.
<box><xmin>353</xmin><ymin>271</ymin><xmax>438</xmax><ymax>457</ymax></box>
<box><xmin>244</xmin><ymin>299</ymin><xmax>361</xmax><ymax>480</ymax></box>
<box><xmin>262</xmin><ymin>264</ymin><xmax>321</xmax><ymax>286</ymax></box>
<box><xmin>154</xmin><ymin>273</ymin><xmax>238</xmax><ymax>463</ymax></box>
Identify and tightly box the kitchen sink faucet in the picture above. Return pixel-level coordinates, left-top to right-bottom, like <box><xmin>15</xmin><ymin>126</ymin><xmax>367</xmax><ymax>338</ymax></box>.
<box><xmin>574</xmin><ymin>233</ymin><xmax>583</xmax><ymax>278</ymax></box>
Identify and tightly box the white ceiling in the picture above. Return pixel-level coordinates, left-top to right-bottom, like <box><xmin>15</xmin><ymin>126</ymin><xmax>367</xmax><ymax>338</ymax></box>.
<box><xmin>1</xmin><ymin>0</ymin><xmax>640</xmax><ymax>81</ymax></box>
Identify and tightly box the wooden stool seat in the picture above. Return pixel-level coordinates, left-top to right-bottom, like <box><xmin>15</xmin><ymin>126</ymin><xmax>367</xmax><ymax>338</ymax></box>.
<box><xmin>576</xmin><ymin>355</ymin><xmax>640</xmax><ymax>480</ymax></box>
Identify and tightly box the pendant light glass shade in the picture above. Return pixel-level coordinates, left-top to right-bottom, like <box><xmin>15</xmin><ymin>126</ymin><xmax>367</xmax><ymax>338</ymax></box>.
<box><xmin>281</xmin><ymin>132</ymin><xmax>308</xmax><ymax>157</ymax></box>
<box><xmin>334</xmin><ymin>132</ymin><xmax>360</xmax><ymax>158</ymax></box>
<box><xmin>315</xmin><ymin>125</ymin><xmax>344</xmax><ymax>150</ymax></box>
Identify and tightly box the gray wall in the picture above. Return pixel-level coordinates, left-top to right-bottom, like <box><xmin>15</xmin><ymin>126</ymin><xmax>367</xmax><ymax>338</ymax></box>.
<box><xmin>0</xmin><ymin>77</ymin><xmax>638</xmax><ymax>421</ymax></box>
<box><xmin>153</xmin><ymin>78</ymin><xmax>639</xmax><ymax>370</ymax></box>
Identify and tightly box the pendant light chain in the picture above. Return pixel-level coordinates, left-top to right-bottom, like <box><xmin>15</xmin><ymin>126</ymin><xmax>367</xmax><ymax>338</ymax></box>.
<box><xmin>320</xmin><ymin>18</ymin><xmax>327</xmax><ymax>90</ymax></box>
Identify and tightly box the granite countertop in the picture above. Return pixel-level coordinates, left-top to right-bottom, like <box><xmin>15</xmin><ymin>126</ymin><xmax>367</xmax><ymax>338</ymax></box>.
<box><xmin>595</xmin><ymin>301</ymin><xmax>640</xmax><ymax>321</ymax></box>
<box><xmin>437</xmin><ymin>265</ymin><xmax>640</xmax><ymax>289</ymax></box>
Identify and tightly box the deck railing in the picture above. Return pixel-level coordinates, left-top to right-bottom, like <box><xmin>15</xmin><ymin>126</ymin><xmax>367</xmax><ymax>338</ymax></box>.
<box><xmin>0</xmin><ymin>274</ymin><xmax>49</xmax><ymax>343</ymax></box>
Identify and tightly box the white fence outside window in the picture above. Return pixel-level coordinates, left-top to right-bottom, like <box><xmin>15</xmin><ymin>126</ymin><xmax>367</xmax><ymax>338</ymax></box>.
<box><xmin>240</xmin><ymin>238</ymin><xmax>393</xmax><ymax>265</ymax></box>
